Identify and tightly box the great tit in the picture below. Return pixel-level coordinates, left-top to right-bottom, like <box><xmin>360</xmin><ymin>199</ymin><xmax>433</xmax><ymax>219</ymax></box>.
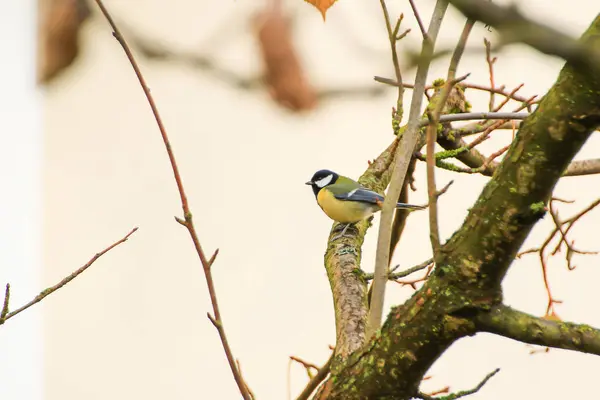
<box><xmin>305</xmin><ymin>169</ymin><xmax>425</xmax><ymax>239</ymax></box>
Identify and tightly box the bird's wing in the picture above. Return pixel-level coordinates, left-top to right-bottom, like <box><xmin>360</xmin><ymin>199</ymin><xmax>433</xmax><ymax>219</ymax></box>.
<box><xmin>331</xmin><ymin>186</ymin><xmax>384</xmax><ymax>205</ymax></box>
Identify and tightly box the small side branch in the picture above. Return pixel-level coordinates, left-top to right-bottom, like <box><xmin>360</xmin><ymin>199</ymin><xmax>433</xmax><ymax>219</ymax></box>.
<box><xmin>517</xmin><ymin>198</ymin><xmax>600</xmax><ymax>315</ymax></box>
<box><xmin>476</xmin><ymin>305</ymin><xmax>600</xmax><ymax>356</ymax></box>
<box><xmin>379</xmin><ymin>1</ymin><xmax>408</xmax><ymax>122</ymax></box>
<box><xmin>425</xmin><ymin>18</ymin><xmax>474</xmax><ymax>256</ymax></box>
<box><xmin>418</xmin><ymin>368</ymin><xmax>500</xmax><ymax>400</ymax></box>
<box><xmin>295</xmin><ymin>354</ymin><xmax>334</xmax><ymax>400</ymax></box>
<box><xmin>0</xmin><ymin>227</ymin><xmax>138</xmax><ymax>326</ymax></box>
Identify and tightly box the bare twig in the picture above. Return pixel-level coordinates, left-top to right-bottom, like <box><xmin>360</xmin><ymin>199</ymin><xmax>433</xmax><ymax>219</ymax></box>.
<box><xmin>290</xmin><ymin>355</ymin><xmax>320</xmax><ymax>378</ymax></box>
<box><xmin>379</xmin><ymin>2</ymin><xmax>407</xmax><ymax>121</ymax></box>
<box><xmin>418</xmin><ymin>368</ymin><xmax>500</xmax><ymax>400</ymax></box>
<box><xmin>1</xmin><ymin>284</ymin><xmax>10</xmax><ymax>321</ymax></box>
<box><xmin>374</xmin><ymin>77</ymin><xmax>538</xmax><ymax>106</ymax></box>
<box><xmin>364</xmin><ymin>257</ymin><xmax>434</xmax><ymax>281</ymax></box>
<box><xmin>493</xmin><ymin>83</ymin><xmax>524</xmax><ymax>112</ymax></box>
<box><xmin>393</xmin><ymin>263</ymin><xmax>434</xmax><ymax>289</ymax></box>
<box><xmin>517</xmin><ymin>198</ymin><xmax>600</xmax><ymax>316</ymax></box>
<box><xmin>426</xmin><ymin>18</ymin><xmax>474</xmax><ymax>256</ymax></box>
<box><xmin>0</xmin><ymin>227</ymin><xmax>138</xmax><ymax>326</ymax></box>
<box><xmin>295</xmin><ymin>353</ymin><xmax>334</xmax><ymax>400</ymax></box>
<box><xmin>484</xmin><ymin>38</ymin><xmax>496</xmax><ymax>111</ymax></box>
<box><xmin>236</xmin><ymin>359</ymin><xmax>256</xmax><ymax>400</ymax></box>
<box><xmin>427</xmin><ymin>387</ymin><xmax>451</xmax><ymax>397</ymax></box>
<box><xmin>367</xmin><ymin>0</ymin><xmax>449</xmax><ymax>340</ymax></box>
<box><xmin>408</xmin><ymin>0</ymin><xmax>428</xmax><ymax>39</ymax></box>
<box><xmin>92</xmin><ymin>1</ymin><xmax>251</xmax><ymax>398</ymax></box>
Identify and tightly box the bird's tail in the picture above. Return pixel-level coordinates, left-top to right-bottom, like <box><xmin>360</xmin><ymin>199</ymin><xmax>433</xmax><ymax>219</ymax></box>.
<box><xmin>396</xmin><ymin>202</ymin><xmax>427</xmax><ymax>210</ymax></box>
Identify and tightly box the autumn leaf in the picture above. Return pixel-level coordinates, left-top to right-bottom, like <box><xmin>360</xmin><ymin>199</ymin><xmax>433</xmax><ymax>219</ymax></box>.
<box><xmin>304</xmin><ymin>0</ymin><xmax>337</xmax><ymax>21</ymax></box>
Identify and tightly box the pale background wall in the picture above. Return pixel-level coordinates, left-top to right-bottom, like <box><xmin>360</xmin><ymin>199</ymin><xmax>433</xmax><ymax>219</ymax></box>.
<box><xmin>2</xmin><ymin>1</ymin><xmax>600</xmax><ymax>399</ymax></box>
<box><xmin>0</xmin><ymin>0</ymin><xmax>42</xmax><ymax>399</ymax></box>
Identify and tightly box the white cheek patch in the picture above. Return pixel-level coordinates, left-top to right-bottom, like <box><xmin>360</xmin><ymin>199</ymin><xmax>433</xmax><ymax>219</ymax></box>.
<box><xmin>315</xmin><ymin>174</ymin><xmax>333</xmax><ymax>188</ymax></box>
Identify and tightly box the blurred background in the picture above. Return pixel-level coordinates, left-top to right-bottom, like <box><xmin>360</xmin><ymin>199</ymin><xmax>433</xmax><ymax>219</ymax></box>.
<box><xmin>1</xmin><ymin>0</ymin><xmax>600</xmax><ymax>399</ymax></box>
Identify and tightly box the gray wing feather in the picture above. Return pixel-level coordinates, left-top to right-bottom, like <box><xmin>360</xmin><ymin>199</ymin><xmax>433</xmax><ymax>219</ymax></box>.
<box><xmin>333</xmin><ymin>188</ymin><xmax>384</xmax><ymax>205</ymax></box>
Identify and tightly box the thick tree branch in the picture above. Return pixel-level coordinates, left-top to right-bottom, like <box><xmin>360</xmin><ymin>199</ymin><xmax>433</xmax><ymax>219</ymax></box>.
<box><xmin>440</xmin><ymin>14</ymin><xmax>600</xmax><ymax>289</ymax></box>
<box><xmin>447</xmin><ymin>0</ymin><xmax>600</xmax><ymax>75</ymax></box>
<box><xmin>319</xmin><ymin>15</ymin><xmax>600</xmax><ymax>400</ymax></box>
<box><xmin>476</xmin><ymin>305</ymin><xmax>600</xmax><ymax>355</ymax></box>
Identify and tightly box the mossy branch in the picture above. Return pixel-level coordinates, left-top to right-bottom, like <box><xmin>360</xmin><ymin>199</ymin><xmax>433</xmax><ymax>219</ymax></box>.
<box><xmin>476</xmin><ymin>305</ymin><xmax>600</xmax><ymax>355</ymax></box>
<box><xmin>317</xmin><ymin>15</ymin><xmax>600</xmax><ymax>400</ymax></box>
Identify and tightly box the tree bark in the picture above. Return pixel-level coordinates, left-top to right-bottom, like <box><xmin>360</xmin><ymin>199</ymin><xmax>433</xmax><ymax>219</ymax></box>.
<box><xmin>316</xmin><ymin>15</ymin><xmax>600</xmax><ymax>400</ymax></box>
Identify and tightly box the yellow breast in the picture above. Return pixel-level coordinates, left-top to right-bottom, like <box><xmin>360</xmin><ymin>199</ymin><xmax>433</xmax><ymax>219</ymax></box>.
<box><xmin>317</xmin><ymin>189</ymin><xmax>377</xmax><ymax>223</ymax></box>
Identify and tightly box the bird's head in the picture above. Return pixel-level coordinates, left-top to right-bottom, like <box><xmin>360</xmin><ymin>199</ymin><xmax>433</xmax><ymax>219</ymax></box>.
<box><xmin>305</xmin><ymin>169</ymin><xmax>339</xmax><ymax>196</ymax></box>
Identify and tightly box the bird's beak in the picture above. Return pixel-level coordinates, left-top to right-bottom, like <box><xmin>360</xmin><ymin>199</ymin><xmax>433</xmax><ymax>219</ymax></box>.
<box><xmin>305</xmin><ymin>181</ymin><xmax>313</xmax><ymax>186</ymax></box>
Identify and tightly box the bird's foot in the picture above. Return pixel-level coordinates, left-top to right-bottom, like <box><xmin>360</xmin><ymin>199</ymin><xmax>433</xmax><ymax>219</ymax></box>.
<box><xmin>331</xmin><ymin>223</ymin><xmax>357</xmax><ymax>241</ymax></box>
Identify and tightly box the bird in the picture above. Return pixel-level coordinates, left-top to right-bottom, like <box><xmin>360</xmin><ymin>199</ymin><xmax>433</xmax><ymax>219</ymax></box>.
<box><xmin>305</xmin><ymin>169</ymin><xmax>426</xmax><ymax>240</ymax></box>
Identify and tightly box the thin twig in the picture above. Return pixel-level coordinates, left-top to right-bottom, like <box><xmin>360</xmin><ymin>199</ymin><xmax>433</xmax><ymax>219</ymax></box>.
<box><xmin>484</xmin><ymin>38</ymin><xmax>496</xmax><ymax>111</ymax></box>
<box><xmin>290</xmin><ymin>355</ymin><xmax>320</xmax><ymax>377</ymax></box>
<box><xmin>295</xmin><ymin>353</ymin><xmax>334</xmax><ymax>400</ymax></box>
<box><xmin>426</xmin><ymin>18</ymin><xmax>474</xmax><ymax>256</ymax></box>
<box><xmin>236</xmin><ymin>359</ymin><xmax>256</xmax><ymax>400</ymax></box>
<box><xmin>92</xmin><ymin>1</ymin><xmax>251</xmax><ymax>398</ymax></box>
<box><xmin>517</xmin><ymin>198</ymin><xmax>600</xmax><ymax>316</ymax></box>
<box><xmin>1</xmin><ymin>284</ymin><xmax>10</xmax><ymax>321</ymax></box>
<box><xmin>367</xmin><ymin>0</ymin><xmax>449</xmax><ymax>340</ymax></box>
<box><xmin>374</xmin><ymin>77</ymin><xmax>538</xmax><ymax>106</ymax></box>
<box><xmin>364</xmin><ymin>257</ymin><xmax>434</xmax><ymax>281</ymax></box>
<box><xmin>394</xmin><ymin>263</ymin><xmax>434</xmax><ymax>289</ymax></box>
<box><xmin>493</xmin><ymin>83</ymin><xmax>524</xmax><ymax>112</ymax></box>
<box><xmin>408</xmin><ymin>0</ymin><xmax>428</xmax><ymax>39</ymax></box>
<box><xmin>380</xmin><ymin>1</ymin><xmax>406</xmax><ymax>121</ymax></box>
<box><xmin>0</xmin><ymin>228</ymin><xmax>138</xmax><ymax>325</ymax></box>
<box><xmin>418</xmin><ymin>368</ymin><xmax>500</xmax><ymax>400</ymax></box>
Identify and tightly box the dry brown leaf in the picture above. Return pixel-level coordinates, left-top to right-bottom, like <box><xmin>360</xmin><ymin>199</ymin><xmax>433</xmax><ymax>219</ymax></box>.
<box><xmin>304</xmin><ymin>0</ymin><xmax>337</xmax><ymax>20</ymax></box>
<box><xmin>38</xmin><ymin>0</ymin><xmax>90</xmax><ymax>84</ymax></box>
<box><xmin>254</xmin><ymin>4</ymin><xmax>317</xmax><ymax>112</ymax></box>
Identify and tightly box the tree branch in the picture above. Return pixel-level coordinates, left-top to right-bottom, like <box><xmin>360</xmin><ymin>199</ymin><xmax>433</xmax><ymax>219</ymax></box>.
<box><xmin>319</xmin><ymin>15</ymin><xmax>600</xmax><ymax>400</ymax></box>
<box><xmin>367</xmin><ymin>0</ymin><xmax>449</xmax><ymax>340</ymax></box>
<box><xmin>418</xmin><ymin>368</ymin><xmax>500</xmax><ymax>400</ymax></box>
<box><xmin>379</xmin><ymin>1</ymin><xmax>407</xmax><ymax>122</ymax></box>
<box><xmin>92</xmin><ymin>1</ymin><xmax>251</xmax><ymax>398</ymax></box>
<box><xmin>295</xmin><ymin>354</ymin><xmax>334</xmax><ymax>400</ymax></box>
<box><xmin>476</xmin><ymin>305</ymin><xmax>600</xmax><ymax>355</ymax></box>
<box><xmin>440</xmin><ymin>14</ymin><xmax>600</xmax><ymax>290</ymax></box>
<box><xmin>447</xmin><ymin>0</ymin><xmax>600</xmax><ymax>75</ymax></box>
<box><xmin>324</xmin><ymin>138</ymin><xmax>400</xmax><ymax>366</ymax></box>
<box><xmin>426</xmin><ymin>18</ymin><xmax>474</xmax><ymax>256</ymax></box>
<box><xmin>0</xmin><ymin>227</ymin><xmax>138</xmax><ymax>326</ymax></box>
